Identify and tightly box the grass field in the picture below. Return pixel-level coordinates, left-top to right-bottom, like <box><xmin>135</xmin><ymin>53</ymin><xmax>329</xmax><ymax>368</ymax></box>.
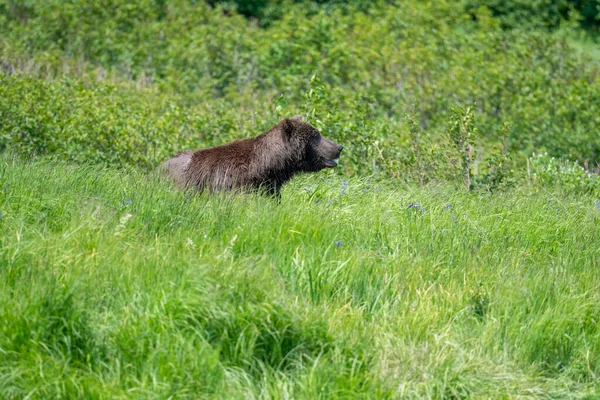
<box><xmin>1</xmin><ymin>155</ymin><xmax>599</xmax><ymax>399</ymax></box>
<box><xmin>2</xmin><ymin>0</ymin><xmax>600</xmax><ymax>398</ymax></box>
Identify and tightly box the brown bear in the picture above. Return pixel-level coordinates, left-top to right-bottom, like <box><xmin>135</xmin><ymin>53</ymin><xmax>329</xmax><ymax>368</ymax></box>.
<box><xmin>161</xmin><ymin>115</ymin><xmax>343</xmax><ymax>198</ymax></box>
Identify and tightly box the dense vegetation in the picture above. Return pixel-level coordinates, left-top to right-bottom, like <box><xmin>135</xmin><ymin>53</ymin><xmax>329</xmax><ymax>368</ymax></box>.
<box><xmin>1</xmin><ymin>0</ymin><xmax>600</xmax><ymax>398</ymax></box>
<box><xmin>1</xmin><ymin>0</ymin><xmax>599</xmax><ymax>182</ymax></box>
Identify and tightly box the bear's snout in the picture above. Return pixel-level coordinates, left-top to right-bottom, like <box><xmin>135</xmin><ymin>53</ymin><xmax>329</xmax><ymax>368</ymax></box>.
<box><xmin>318</xmin><ymin>136</ymin><xmax>343</xmax><ymax>168</ymax></box>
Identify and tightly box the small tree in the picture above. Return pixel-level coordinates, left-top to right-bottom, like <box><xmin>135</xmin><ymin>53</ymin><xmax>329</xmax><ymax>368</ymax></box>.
<box><xmin>406</xmin><ymin>110</ymin><xmax>426</xmax><ymax>187</ymax></box>
<box><xmin>448</xmin><ymin>105</ymin><xmax>478</xmax><ymax>191</ymax></box>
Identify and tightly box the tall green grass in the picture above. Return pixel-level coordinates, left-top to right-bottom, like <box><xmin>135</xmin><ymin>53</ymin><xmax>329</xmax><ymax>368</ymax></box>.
<box><xmin>1</xmin><ymin>155</ymin><xmax>599</xmax><ymax>398</ymax></box>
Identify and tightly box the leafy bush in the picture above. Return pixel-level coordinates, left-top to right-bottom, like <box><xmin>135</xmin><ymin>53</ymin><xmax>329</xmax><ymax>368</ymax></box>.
<box><xmin>527</xmin><ymin>152</ymin><xmax>600</xmax><ymax>194</ymax></box>
<box><xmin>0</xmin><ymin>0</ymin><xmax>599</xmax><ymax>186</ymax></box>
<box><xmin>466</xmin><ymin>0</ymin><xmax>600</xmax><ymax>31</ymax></box>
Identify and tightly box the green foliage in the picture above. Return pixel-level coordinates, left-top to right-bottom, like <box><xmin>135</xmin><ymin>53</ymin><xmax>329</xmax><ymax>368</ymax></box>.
<box><xmin>0</xmin><ymin>74</ymin><xmax>183</xmax><ymax>167</ymax></box>
<box><xmin>391</xmin><ymin>109</ymin><xmax>455</xmax><ymax>187</ymax></box>
<box><xmin>466</xmin><ymin>0</ymin><xmax>600</xmax><ymax>30</ymax></box>
<box><xmin>476</xmin><ymin>145</ymin><xmax>513</xmax><ymax>192</ymax></box>
<box><xmin>1</xmin><ymin>0</ymin><xmax>599</xmax><ymax>180</ymax></box>
<box><xmin>448</xmin><ymin>105</ymin><xmax>478</xmax><ymax>191</ymax></box>
<box><xmin>207</xmin><ymin>0</ymin><xmax>600</xmax><ymax>31</ymax></box>
<box><xmin>302</xmin><ymin>73</ymin><xmax>378</xmax><ymax>175</ymax></box>
<box><xmin>467</xmin><ymin>0</ymin><xmax>573</xmax><ymax>30</ymax></box>
<box><xmin>406</xmin><ymin>110</ymin><xmax>427</xmax><ymax>187</ymax></box>
<box><xmin>528</xmin><ymin>152</ymin><xmax>600</xmax><ymax>194</ymax></box>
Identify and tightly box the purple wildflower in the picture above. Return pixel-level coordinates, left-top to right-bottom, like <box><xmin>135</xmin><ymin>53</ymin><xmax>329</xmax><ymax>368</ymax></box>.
<box><xmin>334</xmin><ymin>241</ymin><xmax>343</xmax><ymax>246</ymax></box>
<box><xmin>408</xmin><ymin>203</ymin><xmax>426</xmax><ymax>214</ymax></box>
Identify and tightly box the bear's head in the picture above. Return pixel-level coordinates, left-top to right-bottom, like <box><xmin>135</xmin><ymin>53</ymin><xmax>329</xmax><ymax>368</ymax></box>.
<box><xmin>280</xmin><ymin>115</ymin><xmax>343</xmax><ymax>172</ymax></box>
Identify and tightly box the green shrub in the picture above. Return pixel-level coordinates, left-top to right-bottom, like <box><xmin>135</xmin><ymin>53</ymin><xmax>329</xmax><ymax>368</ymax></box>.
<box><xmin>466</xmin><ymin>0</ymin><xmax>600</xmax><ymax>30</ymax></box>
<box><xmin>527</xmin><ymin>152</ymin><xmax>600</xmax><ymax>194</ymax></box>
<box><xmin>0</xmin><ymin>0</ymin><xmax>599</xmax><ymax>185</ymax></box>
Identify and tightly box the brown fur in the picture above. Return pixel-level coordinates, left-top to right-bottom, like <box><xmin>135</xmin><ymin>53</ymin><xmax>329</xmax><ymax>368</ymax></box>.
<box><xmin>161</xmin><ymin>116</ymin><xmax>343</xmax><ymax>197</ymax></box>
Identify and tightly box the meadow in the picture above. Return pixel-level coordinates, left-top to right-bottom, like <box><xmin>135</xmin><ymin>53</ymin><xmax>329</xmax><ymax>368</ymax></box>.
<box><xmin>1</xmin><ymin>0</ymin><xmax>600</xmax><ymax>398</ymax></box>
<box><xmin>1</xmin><ymin>157</ymin><xmax>599</xmax><ymax>398</ymax></box>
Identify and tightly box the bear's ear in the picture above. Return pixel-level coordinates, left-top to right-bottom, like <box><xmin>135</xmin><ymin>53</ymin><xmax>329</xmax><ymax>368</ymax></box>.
<box><xmin>280</xmin><ymin>117</ymin><xmax>295</xmax><ymax>138</ymax></box>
